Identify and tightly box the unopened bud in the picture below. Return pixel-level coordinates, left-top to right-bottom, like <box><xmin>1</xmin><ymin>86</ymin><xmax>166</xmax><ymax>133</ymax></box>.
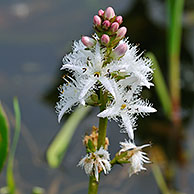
<box><xmin>101</xmin><ymin>34</ymin><xmax>110</xmax><ymax>45</ymax></box>
<box><xmin>102</xmin><ymin>20</ymin><xmax>111</xmax><ymax>29</ymax></box>
<box><xmin>111</xmin><ymin>43</ymin><xmax>128</xmax><ymax>58</ymax></box>
<box><xmin>98</xmin><ymin>9</ymin><xmax>104</xmax><ymax>17</ymax></box>
<box><xmin>116</xmin><ymin>27</ymin><xmax>127</xmax><ymax>39</ymax></box>
<box><xmin>115</xmin><ymin>16</ymin><xmax>123</xmax><ymax>24</ymax></box>
<box><xmin>104</xmin><ymin>7</ymin><xmax>115</xmax><ymax>20</ymax></box>
<box><xmin>93</xmin><ymin>15</ymin><xmax>101</xmax><ymax>26</ymax></box>
<box><xmin>81</xmin><ymin>36</ymin><xmax>95</xmax><ymax>48</ymax></box>
<box><xmin>110</xmin><ymin>22</ymin><xmax>119</xmax><ymax>32</ymax></box>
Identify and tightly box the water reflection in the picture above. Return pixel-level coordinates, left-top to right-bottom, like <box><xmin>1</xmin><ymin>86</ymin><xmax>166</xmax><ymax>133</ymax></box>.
<box><xmin>0</xmin><ymin>0</ymin><xmax>194</xmax><ymax>193</ymax></box>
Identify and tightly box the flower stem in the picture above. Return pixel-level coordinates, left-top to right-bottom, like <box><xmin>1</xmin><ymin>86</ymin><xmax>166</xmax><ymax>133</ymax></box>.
<box><xmin>97</xmin><ymin>117</ymin><xmax>108</xmax><ymax>149</ymax></box>
<box><xmin>88</xmin><ymin>176</ymin><xmax>99</xmax><ymax>194</ymax></box>
<box><xmin>97</xmin><ymin>90</ymin><xmax>108</xmax><ymax>149</ymax></box>
<box><xmin>88</xmin><ymin>89</ymin><xmax>108</xmax><ymax>194</ymax></box>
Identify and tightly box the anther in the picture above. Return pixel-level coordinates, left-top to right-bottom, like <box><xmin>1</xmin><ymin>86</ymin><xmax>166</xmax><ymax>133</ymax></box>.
<box><xmin>82</xmin><ymin>67</ymin><xmax>87</xmax><ymax>73</ymax></box>
<box><xmin>121</xmin><ymin>104</ymin><xmax>127</xmax><ymax>110</ymax></box>
<box><xmin>94</xmin><ymin>72</ymin><xmax>100</xmax><ymax>77</ymax></box>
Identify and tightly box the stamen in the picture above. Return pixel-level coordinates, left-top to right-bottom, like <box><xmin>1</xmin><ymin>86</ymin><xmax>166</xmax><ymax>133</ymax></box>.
<box><xmin>59</xmin><ymin>85</ymin><xmax>65</xmax><ymax>93</ymax></box>
<box><xmin>126</xmin><ymin>85</ymin><xmax>132</xmax><ymax>90</ymax></box>
<box><xmin>94</xmin><ymin>72</ymin><xmax>100</xmax><ymax>77</ymax></box>
<box><xmin>82</xmin><ymin>67</ymin><xmax>87</xmax><ymax>73</ymax></box>
<box><xmin>121</xmin><ymin>104</ymin><xmax>127</xmax><ymax>110</ymax></box>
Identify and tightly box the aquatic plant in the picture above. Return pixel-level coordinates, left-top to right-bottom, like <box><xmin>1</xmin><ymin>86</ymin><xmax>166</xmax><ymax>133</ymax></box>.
<box><xmin>56</xmin><ymin>7</ymin><xmax>156</xmax><ymax>194</ymax></box>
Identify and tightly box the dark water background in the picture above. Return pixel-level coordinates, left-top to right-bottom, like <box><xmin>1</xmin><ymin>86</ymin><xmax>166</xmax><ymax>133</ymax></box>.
<box><xmin>0</xmin><ymin>0</ymin><xmax>194</xmax><ymax>193</ymax></box>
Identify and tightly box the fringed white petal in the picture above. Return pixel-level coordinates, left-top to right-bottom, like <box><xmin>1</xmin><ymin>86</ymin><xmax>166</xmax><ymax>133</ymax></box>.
<box><xmin>60</xmin><ymin>64</ymin><xmax>83</xmax><ymax>73</ymax></box>
<box><xmin>57</xmin><ymin>99</ymin><xmax>77</xmax><ymax>123</ymax></box>
<box><xmin>79</xmin><ymin>78</ymin><xmax>97</xmax><ymax>100</ymax></box>
<box><xmin>121</xmin><ymin>114</ymin><xmax>134</xmax><ymax>140</ymax></box>
<box><xmin>119</xmin><ymin>140</ymin><xmax>151</xmax><ymax>177</ymax></box>
<box><xmin>97</xmin><ymin>106</ymin><xmax>118</xmax><ymax>118</ymax></box>
<box><xmin>78</xmin><ymin>147</ymin><xmax>111</xmax><ymax>181</ymax></box>
<box><xmin>99</xmin><ymin>76</ymin><xmax>116</xmax><ymax>99</ymax></box>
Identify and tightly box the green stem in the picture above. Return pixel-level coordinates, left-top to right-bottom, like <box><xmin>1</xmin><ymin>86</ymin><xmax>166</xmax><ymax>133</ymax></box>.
<box><xmin>88</xmin><ymin>176</ymin><xmax>99</xmax><ymax>194</ymax></box>
<box><xmin>97</xmin><ymin>117</ymin><xmax>108</xmax><ymax>149</ymax></box>
<box><xmin>88</xmin><ymin>89</ymin><xmax>108</xmax><ymax>194</ymax></box>
<box><xmin>97</xmin><ymin>90</ymin><xmax>108</xmax><ymax>149</ymax></box>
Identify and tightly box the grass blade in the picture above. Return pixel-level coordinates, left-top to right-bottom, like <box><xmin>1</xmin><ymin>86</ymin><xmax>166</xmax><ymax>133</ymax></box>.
<box><xmin>0</xmin><ymin>103</ymin><xmax>9</xmax><ymax>173</ymax></box>
<box><xmin>6</xmin><ymin>97</ymin><xmax>21</xmax><ymax>194</ymax></box>
<box><xmin>46</xmin><ymin>106</ymin><xmax>91</xmax><ymax>168</ymax></box>
<box><xmin>146</xmin><ymin>52</ymin><xmax>172</xmax><ymax>118</ymax></box>
<box><xmin>152</xmin><ymin>164</ymin><xmax>171</xmax><ymax>194</ymax></box>
<box><xmin>167</xmin><ymin>0</ymin><xmax>184</xmax><ymax>124</ymax></box>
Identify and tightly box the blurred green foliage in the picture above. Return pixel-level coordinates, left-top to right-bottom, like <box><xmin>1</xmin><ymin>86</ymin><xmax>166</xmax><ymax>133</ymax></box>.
<box><xmin>0</xmin><ymin>103</ymin><xmax>9</xmax><ymax>173</ymax></box>
<box><xmin>46</xmin><ymin>106</ymin><xmax>91</xmax><ymax>168</ymax></box>
<box><xmin>6</xmin><ymin>98</ymin><xmax>21</xmax><ymax>194</ymax></box>
<box><xmin>146</xmin><ymin>52</ymin><xmax>172</xmax><ymax>118</ymax></box>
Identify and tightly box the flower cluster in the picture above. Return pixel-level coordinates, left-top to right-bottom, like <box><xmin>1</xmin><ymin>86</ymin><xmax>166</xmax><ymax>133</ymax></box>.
<box><xmin>119</xmin><ymin>140</ymin><xmax>151</xmax><ymax>177</ymax></box>
<box><xmin>56</xmin><ymin>7</ymin><xmax>156</xmax><ymax>180</ymax></box>
<box><xmin>78</xmin><ymin>147</ymin><xmax>111</xmax><ymax>181</ymax></box>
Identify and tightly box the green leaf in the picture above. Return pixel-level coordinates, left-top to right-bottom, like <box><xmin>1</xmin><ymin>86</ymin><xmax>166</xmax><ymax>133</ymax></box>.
<box><xmin>146</xmin><ymin>52</ymin><xmax>172</xmax><ymax>118</ymax></box>
<box><xmin>167</xmin><ymin>0</ymin><xmax>184</xmax><ymax>115</ymax></box>
<box><xmin>46</xmin><ymin>106</ymin><xmax>91</xmax><ymax>168</ymax></box>
<box><xmin>6</xmin><ymin>97</ymin><xmax>21</xmax><ymax>194</ymax></box>
<box><xmin>0</xmin><ymin>103</ymin><xmax>9</xmax><ymax>173</ymax></box>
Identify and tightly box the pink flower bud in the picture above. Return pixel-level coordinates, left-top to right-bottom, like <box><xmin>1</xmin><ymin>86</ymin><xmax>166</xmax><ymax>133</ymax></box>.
<box><xmin>110</xmin><ymin>22</ymin><xmax>119</xmax><ymax>32</ymax></box>
<box><xmin>102</xmin><ymin>20</ymin><xmax>111</xmax><ymax>29</ymax></box>
<box><xmin>112</xmin><ymin>43</ymin><xmax>128</xmax><ymax>58</ymax></box>
<box><xmin>93</xmin><ymin>15</ymin><xmax>101</xmax><ymax>26</ymax></box>
<box><xmin>115</xmin><ymin>16</ymin><xmax>123</xmax><ymax>24</ymax></box>
<box><xmin>104</xmin><ymin>7</ymin><xmax>115</xmax><ymax>20</ymax></box>
<box><xmin>101</xmin><ymin>34</ymin><xmax>110</xmax><ymax>45</ymax></box>
<box><xmin>116</xmin><ymin>27</ymin><xmax>127</xmax><ymax>39</ymax></box>
<box><xmin>98</xmin><ymin>9</ymin><xmax>104</xmax><ymax>17</ymax></box>
<box><xmin>81</xmin><ymin>36</ymin><xmax>95</xmax><ymax>48</ymax></box>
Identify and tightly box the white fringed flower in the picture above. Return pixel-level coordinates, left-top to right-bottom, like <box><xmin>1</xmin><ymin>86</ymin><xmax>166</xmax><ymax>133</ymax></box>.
<box><xmin>56</xmin><ymin>37</ymin><xmax>156</xmax><ymax>125</ymax></box>
<box><xmin>61</xmin><ymin>41</ymin><xmax>117</xmax><ymax>100</ymax></box>
<box><xmin>98</xmin><ymin>84</ymin><xmax>156</xmax><ymax>140</ymax></box>
<box><xmin>78</xmin><ymin>147</ymin><xmax>111</xmax><ymax>181</ymax></box>
<box><xmin>56</xmin><ymin>77</ymin><xmax>86</xmax><ymax>122</ymax></box>
<box><xmin>119</xmin><ymin>140</ymin><xmax>151</xmax><ymax>177</ymax></box>
<box><xmin>109</xmin><ymin>39</ymin><xmax>154</xmax><ymax>89</ymax></box>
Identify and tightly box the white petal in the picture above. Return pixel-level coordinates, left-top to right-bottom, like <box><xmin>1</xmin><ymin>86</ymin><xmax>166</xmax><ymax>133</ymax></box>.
<box><xmin>94</xmin><ymin>165</ymin><xmax>99</xmax><ymax>181</ymax></box>
<box><xmin>138</xmin><ymin>75</ymin><xmax>153</xmax><ymax>88</ymax></box>
<box><xmin>102</xmin><ymin>160</ymin><xmax>111</xmax><ymax>173</ymax></box>
<box><xmin>118</xmin><ymin>76</ymin><xmax>138</xmax><ymax>87</ymax></box>
<box><xmin>99</xmin><ymin>77</ymin><xmax>116</xmax><ymax>99</ymax></box>
<box><xmin>57</xmin><ymin>99</ymin><xmax>77</xmax><ymax>122</ymax></box>
<box><xmin>121</xmin><ymin>113</ymin><xmax>134</xmax><ymax>140</ymax></box>
<box><xmin>79</xmin><ymin>78</ymin><xmax>97</xmax><ymax>100</ymax></box>
<box><xmin>97</xmin><ymin>106</ymin><xmax>118</xmax><ymax>118</ymax></box>
<box><xmin>61</xmin><ymin>64</ymin><xmax>83</xmax><ymax>73</ymax></box>
<box><xmin>85</xmin><ymin>162</ymin><xmax>94</xmax><ymax>175</ymax></box>
<box><xmin>132</xmin><ymin>105</ymin><xmax>156</xmax><ymax>114</ymax></box>
<box><xmin>138</xmin><ymin>144</ymin><xmax>151</xmax><ymax>150</ymax></box>
<box><xmin>99</xmin><ymin>160</ymin><xmax>107</xmax><ymax>174</ymax></box>
<box><xmin>77</xmin><ymin>157</ymin><xmax>86</xmax><ymax>168</ymax></box>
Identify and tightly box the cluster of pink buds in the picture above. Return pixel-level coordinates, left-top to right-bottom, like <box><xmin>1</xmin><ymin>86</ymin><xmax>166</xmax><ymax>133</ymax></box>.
<box><xmin>81</xmin><ymin>7</ymin><xmax>128</xmax><ymax>57</ymax></box>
